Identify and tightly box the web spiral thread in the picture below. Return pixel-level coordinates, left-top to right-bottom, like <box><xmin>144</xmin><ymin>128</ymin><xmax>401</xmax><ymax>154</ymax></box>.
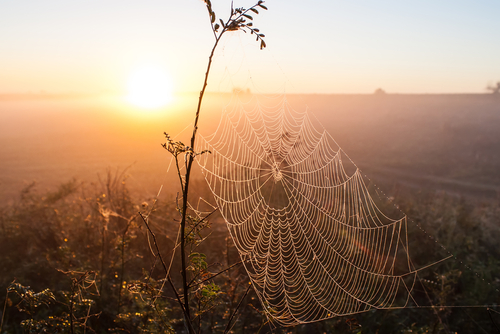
<box><xmin>196</xmin><ymin>95</ymin><xmax>418</xmax><ymax>326</ymax></box>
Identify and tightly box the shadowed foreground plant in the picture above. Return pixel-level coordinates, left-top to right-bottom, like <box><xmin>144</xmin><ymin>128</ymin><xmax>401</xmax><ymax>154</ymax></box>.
<box><xmin>1</xmin><ymin>170</ymin><xmax>499</xmax><ymax>332</ymax></box>
<box><xmin>5</xmin><ymin>272</ymin><xmax>99</xmax><ymax>334</ymax></box>
<box><xmin>138</xmin><ymin>1</ymin><xmax>269</xmax><ymax>333</ymax></box>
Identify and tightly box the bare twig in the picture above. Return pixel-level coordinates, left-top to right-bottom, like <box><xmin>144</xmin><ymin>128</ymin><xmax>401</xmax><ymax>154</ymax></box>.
<box><xmin>0</xmin><ymin>287</ymin><xmax>9</xmax><ymax>333</ymax></box>
<box><xmin>189</xmin><ymin>260</ymin><xmax>245</xmax><ymax>288</ymax></box>
<box><xmin>138</xmin><ymin>212</ymin><xmax>196</xmax><ymax>334</ymax></box>
<box><xmin>488</xmin><ymin>308</ymin><xmax>500</xmax><ymax>333</ymax></box>
<box><xmin>185</xmin><ymin>207</ymin><xmax>219</xmax><ymax>238</ymax></box>
<box><xmin>224</xmin><ymin>282</ymin><xmax>253</xmax><ymax>333</ymax></box>
<box><xmin>117</xmin><ymin>215</ymin><xmax>135</xmax><ymax>314</ymax></box>
<box><xmin>177</xmin><ymin>28</ymin><xmax>223</xmax><ymax>328</ymax></box>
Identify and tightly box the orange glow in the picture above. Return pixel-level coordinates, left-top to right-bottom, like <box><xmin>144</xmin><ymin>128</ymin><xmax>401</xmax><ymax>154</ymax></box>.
<box><xmin>126</xmin><ymin>66</ymin><xmax>173</xmax><ymax>109</ymax></box>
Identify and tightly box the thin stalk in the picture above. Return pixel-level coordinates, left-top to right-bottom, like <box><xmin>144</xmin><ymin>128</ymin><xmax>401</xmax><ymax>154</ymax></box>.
<box><xmin>0</xmin><ymin>288</ymin><xmax>9</xmax><ymax>333</ymax></box>
<box><xmin>70</xmin><ymin>280</ymin><xmax>75</xmax><ymax>334</ymax></box>
<box><xmin>224</xmin><ymin>282</ymin><xmax>253</xmax><ymax>333</ymax></box>
<box><xmin>185</xmin><ymin>208</ymin><xmax>218</xmax><ymax>238</ymax></box>
<box><xmin>117</xmin><ymin>219</ymin><xmax>131</xmax><ymax>314</ymax></box>
<box><xmin>488</xmin><ymin>308</ymin><xmax>500</xmax><ymax>333</ymax></box>
<box><xmin>197</xmin><ymin>296</ymin><xmax>202</xmax><ymax>334</ymax></box>
<box><xmin>178</xmin><ymin>33</ymin><xmax>223</xmax><ymax>331</ymax></box>
<box><xmin>189</xmin><ymin>260</ymin><xmax>244</xmax><ymax>288</ymax></box>
<box><xmin>139</xmin><ymin>212</ymin><xmax>196</xmax><ymax>334</ymax></box>
<box><xmin>99</xmin><ymin>222</ymin><xmax>106</xmax><ymax>303</ymax></box>
<box><xmin>169</xmin><ymin>2</ymin><xmax>266</xmax><ymax>331</ymax></box>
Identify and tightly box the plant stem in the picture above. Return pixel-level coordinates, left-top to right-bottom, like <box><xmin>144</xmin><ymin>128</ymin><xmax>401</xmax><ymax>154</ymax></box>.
<box><xmin>117</xmin><ymin>218</ymin><xmax>131</xmax><ymax>315</ymax></box>
<box><xmin>224</xmin><ymin>282</ymin><xmax>252</xmax><ymax>333</ymax></box>
<box><xmin>139</xmin><ymin>212</ymin><xmax>196</xmax><ymax>334</ymax></box>
<box><xmin>99</xmin><ymin>221</ymin><xmax>106</xmax><ymax>304</ymax></box>
<box><xmin>70</xmin><ymin>280</ymin><xmax>75</xmax><ymax>334</ymax></box>
<box><xmin>171</xmin><ymin>2</ymin><xmax>266</xmax><ymax>330</ymax></box>
<box><xmin>189</xmin><ymin>260</ymin><xmax>244</xmax><ymax>288</ymax></box>
<box><xmin>178</xmin><ymin>33</ymin><xmax>223</xmax><ymax>332</ymax></box>
<box><xmin>0</xmin><ymin>288</ymin><xmax>9</xmax><ymax>333</ymax></box>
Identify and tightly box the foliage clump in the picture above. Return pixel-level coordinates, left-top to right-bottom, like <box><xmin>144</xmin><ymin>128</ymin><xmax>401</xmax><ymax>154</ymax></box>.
<box><xmin>0</xmin><ymin>176</ymin><xmax>499</xmax><ymax>333</ymax></box>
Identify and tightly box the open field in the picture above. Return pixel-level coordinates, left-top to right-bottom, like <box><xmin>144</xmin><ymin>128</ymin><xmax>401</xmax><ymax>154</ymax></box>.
<box><xmin>1</xmin><ymin>93</ymin><xmax>499</xmax><ymax>203</ymax></box>
<box><xmin>1</xmin><ymin>92</ymin><xmax>500</xmax><ymax>333</ymax></box>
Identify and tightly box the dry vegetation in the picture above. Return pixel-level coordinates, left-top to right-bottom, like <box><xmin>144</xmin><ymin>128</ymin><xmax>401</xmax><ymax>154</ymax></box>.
<box><xmin>1</xmin><ymin>94</ymin><xmax>500</xmax><ymax>333</ymax></box>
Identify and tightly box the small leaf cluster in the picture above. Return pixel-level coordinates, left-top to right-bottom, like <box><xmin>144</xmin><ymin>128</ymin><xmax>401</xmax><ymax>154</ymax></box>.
<box><xmin>162</xmin><ymin>133</ymin><xmax>190</xmax><ymax>158</ymax></box>
<box><xmin>162</xmin><ymin>133</ymin><xmax>210</xmax><ymax>158</ymax></box>
<box><xmin>162</xmin><ymin>133</ymin><xmax>210</xmax><ymax>193</ymax></box>
<box><xmin>198</xmin><ymin>282</ymin><xmax>221</xmax><ymax>309</ymax></box>
<box><xmin>204</xmin><ymin>0</ymin><xmax>268</xmax><ymax>49</ymax></box>
<box><xmin>7</xmin><ymin>274</ymin><xmax>99</xmax><ymax>333</ymax></box>
<box><xmin>188</xmin><ymin>252</ymin><xmax>208</xmax><ymax>273</ymax></box>
<box><xmin>185</xmin><ymin>213</ymin><xmax>211</xmax><ymax>246</ymax></box>
<box><xmin>121</xmin><ymin>275</ymin><xmax>175</xmax><ymax>334</ymax></box>
<box><xmin>8</xmin><ymin>282</ymin><xmax>56</xmax><ymax>315</ymax></box>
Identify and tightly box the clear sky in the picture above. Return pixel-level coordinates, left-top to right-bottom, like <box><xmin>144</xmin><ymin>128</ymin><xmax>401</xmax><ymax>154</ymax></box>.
<box><xmin>1</xmin><ymin>0</ymin><xmax>499</xmax><ymax>94</ymax></box>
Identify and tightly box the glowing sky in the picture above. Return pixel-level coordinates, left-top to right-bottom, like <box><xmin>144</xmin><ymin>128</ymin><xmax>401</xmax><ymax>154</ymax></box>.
<box><xmin>1</xmin><ymin>0</ymin><xmax>499</xmax><ymax>94</ymax></box>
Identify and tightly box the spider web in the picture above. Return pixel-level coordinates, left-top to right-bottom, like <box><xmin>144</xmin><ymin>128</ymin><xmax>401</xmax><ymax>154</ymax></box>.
<box><xmin>196</xmin><ymin>94</ymin><xmax>420</xmax><ymax>326</ymax></box>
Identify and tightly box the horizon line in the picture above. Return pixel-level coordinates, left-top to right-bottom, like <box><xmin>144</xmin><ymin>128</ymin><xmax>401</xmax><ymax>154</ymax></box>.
<box><xmin>0</xmin><ymin>90</ymin><xmax>497</xmax><ymax>101</ymax></box>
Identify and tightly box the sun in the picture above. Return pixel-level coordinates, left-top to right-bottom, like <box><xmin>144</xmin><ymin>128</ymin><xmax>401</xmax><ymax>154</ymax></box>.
<box><xmin>126</xmin><ymin>66</ymin><xmax>173</xmax><ymax>109</ymax></box>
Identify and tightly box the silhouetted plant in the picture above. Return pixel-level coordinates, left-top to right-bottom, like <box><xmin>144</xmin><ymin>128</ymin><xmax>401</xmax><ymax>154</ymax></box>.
<box><xmin>145</xmin><ymin>1</ymin><xmax>268</xmax><ymax>333</ymax></box>
<box><xmin>1</xmin><ymin>170</ymin><xmax>500</xmax><ymax>332</ymax></box>
<box><xmin>4</xmin><ymin>272</ymin><xmax>99</xmax><ymax>334</ymax></box>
